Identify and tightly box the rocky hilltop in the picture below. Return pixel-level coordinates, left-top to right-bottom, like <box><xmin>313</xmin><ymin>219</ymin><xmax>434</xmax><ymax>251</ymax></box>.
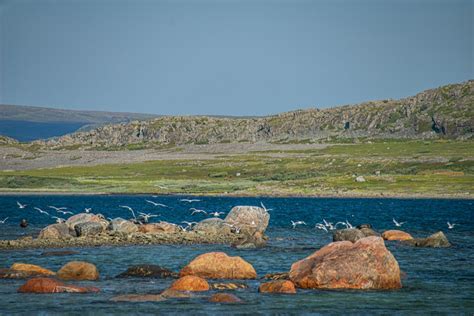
<box><xmin>41</xmin><ymin>80</ymin><xmax>473</xmax><ymax>147</ymax></box>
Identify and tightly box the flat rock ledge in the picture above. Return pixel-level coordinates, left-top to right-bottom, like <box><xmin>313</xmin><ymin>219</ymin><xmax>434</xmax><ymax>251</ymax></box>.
<box><xmin>0</xmin><ymin>231</ymin><xmax>242</xmax><ymax>250</ymax></box>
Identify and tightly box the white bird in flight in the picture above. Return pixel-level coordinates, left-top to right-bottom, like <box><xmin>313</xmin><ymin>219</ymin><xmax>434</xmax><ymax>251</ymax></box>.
<box><xmin>291</xmin><ymin>220</ymin><xmax>307</xmax><ymax>229</ymax></box>
<box><xmin>223</xmin><ymin>223</ymin><xmax>241</xmax><ymax>233</ymax></box>
<box><xmin>260</xmin><ymin>202</ymin><xmax>273</xmax><ymax>212</ymax></box>
<box><xmin>119</xmin><ymin>205</ymin><xmax>136</xmax><ymax>219</ymax></box>
<box><xmin>138</xmin><ymin>212</ymin><xmax>159</xmax><ymax>222</ymax></box>
<box><xmin>180</xmin><ymin>198</ymin><xmax>201</xmax><ymax>203</ymax></box>
<box><xmin>209</xmin><ymin>211</ymin><xmax>224</xmax><ymax>217</ymax></box>
<box><xmin>145</xmin><ymin>200</ymin><xmax>168</xmax><ymax>208</ymax></box>
<box><xmin>0</xmin><ymin>217</ymin><xmax>8</xmax><ymax>224</ymax></box>
<box><xmin>190</xmin><ymin>208</ymin><xmax>207</xmax><ymax>215</ymax></box>
<box><xmin>315</xmin><ymin>223</ymin><xmax>328</xmax><ymax>232</ymax></box>
<box><xmin>392</xmin><ymin>218</ymin><xmax>405</xmax><ymax>227</ymax></box>
<box><xmin>17</xmin><ymin>201</ymin><xmax>27</xmax><ymax>209</ymax></box>
<box><xmin>34</xmin><ymin>207</ymin><xmax>50</xmax><ymax>216</ymax></box>
<box><xmin>447</xmin><ymin>222</ymin><xmax>457</xmax><ymax>229</ymax></box>
<box><xmin>48</xmin><ymin>206</ymin><xmax>68</xmax><ymax>211</ymax></box>
<box><xmin>84</xmin><ymin>208</ymin><xmax>92</xmax><ymax>213</ymax></box>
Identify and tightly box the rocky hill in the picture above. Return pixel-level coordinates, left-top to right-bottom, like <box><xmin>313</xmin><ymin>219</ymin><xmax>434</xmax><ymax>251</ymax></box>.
<box><xmin>41</xmin><ymin>80</ymin><xmax>473</xmax><ymax>148</ymax></box>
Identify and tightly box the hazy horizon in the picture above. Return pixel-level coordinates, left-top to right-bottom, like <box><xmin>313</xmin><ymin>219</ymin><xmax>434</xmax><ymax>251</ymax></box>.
<box><xmin>1</xmin><ymin>0</ymin><xmax>472</xmax><ymax>116</ymax></box>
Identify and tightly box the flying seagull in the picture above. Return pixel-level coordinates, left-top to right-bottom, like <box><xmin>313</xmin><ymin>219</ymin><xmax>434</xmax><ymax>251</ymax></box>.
<box><xmin>119</xmin><ymin>205</ymin><xmax>137</xmax><ymax>219</ymax></box>
<box><xmin>291</xmin><ymin>220</ymin><xmax>306</xmax><ymax>229</ymax></box>
<box><xmin>84</xmin><ymin>208</ymin><xmax>92</xmax><ymax>213</ymax></box>
<box><xmin>145</xmin><ymin>200</ymin><xmax>168</xmax><ymax>208</ymax></box>
<box><xmin>138</xmin><ymin>212</ymin><xmax>159</xmax><ymax>223</ymax></box>
<box><xmin>260</xmin><ymin>202</ymin><xmax>273</xmax><ymax>212</ymax></box>
<box><xmin>180</xmin><ymin>198</ymin><xmax>201</xmax><ymax>203</ymax></box>
<box><xmin>0</xmin><ymin>217</ymin><xmax>8</xmax><ymax>224</ymax></box>
<box><xmin>34</xmin><ymin>207</ymin><xmax>50</xmax><ymax>216</ymax></box>
<box><xmin>447</xmin><ymin>222</ymin><xmax>458</xmax><ymax>229</ymax></box>
<box><xmin>315</xmin><ymin>223</ymin><xmax>328</xmax><ymax>232</ymax></box>
<box><xmin>48</xmin><ymin>206</ymin><xmax>68</xmax><ymax>211</ymax></box>
<box><xmin>392</xmin><ymin>218</ymin><xmax>405</xmax><ymax>227</ymax></box>
<box><xmin>17</xmin><ymin>201</ymin><xmax>27</xmax><ymax>209</ymax></box>
<box><xmin>51</xmin><ymin>216</ymin><xmax>65</xmax><ymax>223</ymax></box>
<box><xmin>209</xmin><ymin>211</ymin><xmax>225</xmax><ymax>217</ymax></box>
<box><xmin>190</xmin><ymin>208</ymin><xmax>207</xmax><ymax>215</ymax></box>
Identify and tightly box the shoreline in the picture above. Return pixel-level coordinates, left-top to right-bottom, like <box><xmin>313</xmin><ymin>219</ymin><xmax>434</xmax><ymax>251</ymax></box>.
<box><xmin>0</xmin><ymin>190</ymin><xmax>472</xmax><ymax>200</ymax></box>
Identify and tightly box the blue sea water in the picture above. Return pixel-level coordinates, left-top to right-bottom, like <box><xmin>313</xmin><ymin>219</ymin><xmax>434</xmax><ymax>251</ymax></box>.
<box><xmin>0</xmin><ymin>120</ymin><xmax>86</xmax><ymax>141</ymax></box>
<box><xmin>0</xmin><ymin>195</ymin><xmax>473</xmax><ymax>315</ymax></box>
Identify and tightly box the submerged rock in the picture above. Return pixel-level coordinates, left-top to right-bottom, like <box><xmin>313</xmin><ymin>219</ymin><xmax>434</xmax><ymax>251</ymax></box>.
<box><xmin>402</xmin><ymin>231</ymin><xmax>451</xmax><ymax>248</ymax></box>
<box><xmin>263</xmin><ymin>272</ymin><xmax>290</xmax><ymax>280</ymax></box>
<box><xmin>57</xmin><ymin>261</ymin><xmax>99</xmax><ymax>281</ymax></box>
<box><xmin>259</xmin><ymin>280</ymin><xmax>296</xmax><ymax>294</ymax></box>
<box><xmin>10</xmin><ymin>263</ymin><xmax>55</xmax><ymax>276</ymax></box>
<box><xmin>110</xmin><ymin>294</ymin><xmax>166</xmax><ymax>302</ymax></box>
<box><xmin>169</xmin><ymin>275</ymin><xmax>210</xmax><ymax>292</ymax></box>
<box><xmin>116</xmin><ymin>264</ymin><xmax>178</xmax><ymax>278</ymax></box>
<box><xmin>382</xmin><ymin>230</ymin><xmax>414</xmax><ymax>241</ymax></box>
<box><xmin>18</xmin><ymin>278</ymin><xmax>100</xmax><ymax>294</ymax></box>
<box><xmin>210</xmin><ymin>282</ymin><xmax>248</xmax><ymax>290</ymax></box>
<box><xmin>41</xmin><ymin>250</ymin><xmax>80</xmax><ymax>257</ymax></box>
<box><xmin>208</xmin><ymin>293</ymin><xmax>243</xmax><ymax>303</ymax></box>
<box><xmin>180</xmin><ymin>252</ymin><xmax>257</xmax><ymax>279</ymax></box>
<box><xmin>289</xmin><ymin>236</ymin><xmax>402</xmax><ymax>290</ymax></box>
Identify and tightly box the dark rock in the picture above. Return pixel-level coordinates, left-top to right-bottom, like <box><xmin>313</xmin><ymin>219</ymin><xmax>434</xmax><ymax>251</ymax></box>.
<box><xmin>193</xmin><ymin>218</ymin><xmax>232</xmax><ymax>235</ymax></box>
<box><xmin>402</xmin><ymin>231</ymin><xmax>451</xmax><ymax>248</ymax></box>
<box><xmin>210</xmin><ymin>282</ymin><xmax>248</xmax><ymax>290</ymax></box>
<box><xmin>209</xmin><ymin>293</ymin><xmax>243</xmax><ymax>303</ymax></box>
<box><xmin>75</xmin><ymin>222</ymin><xmax>104</xmax><ymax>237</ymax></box>
<box><xmin>356</xmin><ymin>224</ymin><xmax>372</xmax><ymax>229</ymax></box>
<box><xmin>116</xmin><ymin>264</ymin><xmax>178</xmax><ymax>278</ymax></box>
<box><xmin>263</xmin><ymin>272</ymin><xmax>290</xmax><ymax>280</ymax></box>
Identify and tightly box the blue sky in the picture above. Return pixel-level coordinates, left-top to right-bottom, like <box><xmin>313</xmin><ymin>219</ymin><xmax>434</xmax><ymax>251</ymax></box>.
<box><xmin>0</xmin><ymin>0</ymin><xmax>472</xmax><ymax>116</ymax></box>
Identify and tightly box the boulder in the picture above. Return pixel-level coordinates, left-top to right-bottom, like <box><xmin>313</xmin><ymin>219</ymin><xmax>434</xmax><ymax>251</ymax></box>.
<box><xmin>333</xmin><ymin>228</ymin><xmax>366</xmax><ymax>243</ymax></box>
<box><xmin>359</xmin><ymin>227</ymin><xmax>380</xmax><ymax>237</ymax></box>
<box><xmin>116</xmin><ymin>264</ymin><xmax>178</xmax><ymax>278</ymax></box>
<box><xmin>259</xmin><ymin>280</ymin><xmax>296</xmax><ymax>294</ymax></box>
<box><xmin>180</xmin><ymin>252</ymin><xmax>257</xmax><ymax>279</ymax></box>
<box><xmin>108</xmin><ymin>218</ymin><xmax>138</xmax><ymax>234</ymax></box>
<box><xmin>18</xmin><ymin>278</ymin><xmax>100</xmax><ymax>294</ymax></box>
<box><xmin>232</xmin><ymin>231</ymin><xmax>267</xmax><ymax>249</ymax></box>
<box><xmin>138</xmin><ymin>222</ymin><xmax>181</xmax><ymax>234</ymax></box>
<box><xmin>57</xmin><ymin>261</ymin><xmax>99</xmax><ymax>281</ymax></box>
<box><xmin>169</xmin><ymin>275</ymin><xmax>210</xmax><ymax>292</ymax></box>
<box><xmin>192</xmin><ymin>218</ymin><xmax>232</xmax><ymax>235</ymax></box>
<box><xmin>10</xmin><ymin>263</ymin><xmax>55</xmax><ymax>276</ymax></box>
<box><xmin>209</xmin><ymin>293</ymin><xmax>243</xmax><ymax>303</ymax></box>
<box><xmin>75</xmin><ymin>222</ymin><xmax>104</xmax><ymax>237</ymax></box>
<box><xmin>402</xmin><ymin>231</ymin><xmax>451</xmax><ymax>248</ymax></box>
<box><xmin>38</xmin><ymin>223</ymin><xmax>73</xmax><ymax>239</ymax></box>
<box><xmin>65</xmin><ymin>213</ymin><xmax>102</xmax><ymax>230</ymax></box>
<box><xmin>289</xmin><ymin>236</ymin><xmax>402</xmax><ymax>290</ymax></box>
<box><xmin>224</xmin><ymin>205</ymin><xmax>270</xmax><ymax>235</ymax></box>
<box><xmin>382</xmin><ymin>230</ymin><xmax>414</xmax><ymax>241</ymax></box>
<box><xmin>110</xmin><ymin>294</ymin><xmax>166</xmax><ymax>302</ymax></box>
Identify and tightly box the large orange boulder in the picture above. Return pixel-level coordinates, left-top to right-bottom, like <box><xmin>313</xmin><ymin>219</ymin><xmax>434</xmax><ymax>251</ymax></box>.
<box><xmin>259</xmin><ymin>280</ymin><xmax>296</xmax><ymax>294</ymax></box>
<box><xmin>179</xmin><ymin>252</ymin><xmax>257</xmax><ymax>279</ymax></box>
<box><xmin>11</xmin><ymin>263</ymin><xmax>55</xmax><ymax>276</ymax></box>
<box><xmin>18</xmin><ymin>278</ymin><xmax>100</xmax><ymax>293</ymax></box>
<box><xmin>209</xmin><ymin>293</ymin><xmax>243</xmax><ymax>303</ymax></box>
<box><xmin>289</xmin><ymin>236</ymin><xmax>401</xmax><ymax>290</ymax></box>
<box><xmin>169</xmin><ymin>275</ymin><xmax>209</xmax><ymax>292</ymax></box>
<box><xmin>382</xmin><ymin>230</ymin><xmax>413</xmax><ymax>241</ymax></box>
<box><xmin>57</xmin><ymin>261</ymin><xmax>99</xmax><ymax>281</ymax></box>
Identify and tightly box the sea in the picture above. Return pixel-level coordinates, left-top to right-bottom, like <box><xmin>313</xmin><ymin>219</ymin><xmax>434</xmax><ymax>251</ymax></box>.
<box><xmin>0</xmin><ymin>195</ymin><xmax>473</xmax><ymax>315</ymax></box>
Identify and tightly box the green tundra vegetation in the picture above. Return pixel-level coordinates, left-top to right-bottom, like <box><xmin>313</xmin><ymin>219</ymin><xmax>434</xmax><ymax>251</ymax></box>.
<box><xmin>0</xmin><ymin>139</ymin><xmax>472</xmax><ymax>197</ymax></box>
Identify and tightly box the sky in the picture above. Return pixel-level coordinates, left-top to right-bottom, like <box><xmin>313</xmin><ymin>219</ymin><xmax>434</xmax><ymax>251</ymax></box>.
<box><xmin>0</xmin><ymin>0</ymin><xmax>472</xmax><ymax>116</ymax></box>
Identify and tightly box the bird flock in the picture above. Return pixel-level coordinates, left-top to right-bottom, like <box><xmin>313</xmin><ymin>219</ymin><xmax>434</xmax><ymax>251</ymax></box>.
<box><xmin>0</xmin><ymin>199</ymin><xmax>461</xmax><ymax>232</ymax></box>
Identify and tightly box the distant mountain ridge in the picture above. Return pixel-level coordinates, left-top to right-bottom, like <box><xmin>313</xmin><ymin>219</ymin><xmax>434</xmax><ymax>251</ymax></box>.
<box><xmin>0</xmin><ymin>104</ymin><xmax>161</xmax><ymax>141</ymax></box>
<box><xmin>20</xmin><ymin>80</ymin><xmax>474</xmax><ymax>146</ymax></box>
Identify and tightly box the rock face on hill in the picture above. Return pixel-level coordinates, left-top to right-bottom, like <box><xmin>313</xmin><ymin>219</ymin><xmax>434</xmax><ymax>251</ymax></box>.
<box><xmin>38</xmin><ymin>80</ymin><xmax>473</xmax><ymax>148</ymax></box>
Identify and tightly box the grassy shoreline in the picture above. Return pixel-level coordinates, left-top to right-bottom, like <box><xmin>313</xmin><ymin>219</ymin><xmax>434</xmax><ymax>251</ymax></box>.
<box><xmin>1</xmin><ymin>140</ymin><xmax>473</xmax><ymax>198</ymax></box>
